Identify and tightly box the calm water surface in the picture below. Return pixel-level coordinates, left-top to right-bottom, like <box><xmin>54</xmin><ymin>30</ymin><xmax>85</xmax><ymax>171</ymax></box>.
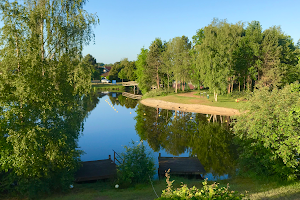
<box><xmin>78</xmin><ymin>91</ymin><xmax>237</xmax><ymax>180</ymax></box>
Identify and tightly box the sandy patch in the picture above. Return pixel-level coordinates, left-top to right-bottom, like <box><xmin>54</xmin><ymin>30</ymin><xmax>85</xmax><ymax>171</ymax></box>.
<box><xmin>140</xmin><ymin>98</ymin><xmax>240</xmax><ymax>116</ymax></box>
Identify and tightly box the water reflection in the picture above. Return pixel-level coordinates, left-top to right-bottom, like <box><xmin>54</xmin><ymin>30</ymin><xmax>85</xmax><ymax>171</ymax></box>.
<box><xmin>108</xmin><ymin>92</ymin><xmax>138</xmax><ymax>108</ymax></box>
<box><xmin>135</xmin><ymin>104</ymin><xmax>237</xmax><ymax>178</ymax></box>
<box><xmin>78</xmin><ymin>91</ymin><xmax>139</xmax><ymax>162</ymax></box>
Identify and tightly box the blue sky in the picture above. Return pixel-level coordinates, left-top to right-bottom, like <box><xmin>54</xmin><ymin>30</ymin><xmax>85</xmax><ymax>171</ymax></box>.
<box><xmin>82</xmin><ymin>0</ymin><xmax>299</xmax><ymax>64</ymax></box>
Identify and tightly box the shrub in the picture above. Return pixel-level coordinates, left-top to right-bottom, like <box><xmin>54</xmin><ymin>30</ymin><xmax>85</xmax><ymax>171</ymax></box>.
<box><xmin>116</xmin><ymin>141</ymin><xmax>155</xmax><ymax>188</ymax></box>
<box><xmin>233</xmin><ymin>82</ymin><xmax>300</xmax><ymax>180</ymax></box>
<box><xmin>157</xmin><ymin>169</ymin><xmax>248</xmax><ymax>200</ymax></box>
<box><xmin>143</xmin><ymin>88</ymin><xmax>171</xmax><ymax>98</ymax></box>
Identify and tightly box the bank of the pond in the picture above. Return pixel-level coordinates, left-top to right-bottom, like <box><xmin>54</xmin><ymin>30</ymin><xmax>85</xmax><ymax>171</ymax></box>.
<box><xmin>92</xmin><ymin>83</ymin><xmax>125</xmax><ymax>91</ymax></box>
<box><xmin>32</xmin><ymin>176</ymin><xmax>300</xmax><ymax>200</ymax></box>
<box><xmin>140</xmin><ymin>98</ymin><xmax>240</xmax><ymax>116</ymax></box>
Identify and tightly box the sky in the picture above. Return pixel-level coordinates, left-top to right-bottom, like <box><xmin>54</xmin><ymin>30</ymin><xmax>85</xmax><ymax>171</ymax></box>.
<box><xmin>82</xmin><ymin>0</ymin><xmax>299</xmax><ymax>64</ymax></box>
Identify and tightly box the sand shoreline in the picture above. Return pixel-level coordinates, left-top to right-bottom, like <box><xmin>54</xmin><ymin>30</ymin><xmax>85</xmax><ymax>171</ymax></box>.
<box><xmin>140</xmin><ymin>98</ymin><xmax>240</xmax><ymax>116</ymax></box>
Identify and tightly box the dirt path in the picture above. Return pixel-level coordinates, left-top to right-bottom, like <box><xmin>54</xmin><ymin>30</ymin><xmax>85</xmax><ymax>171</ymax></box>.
<box><xmin>140</xmin><ymin>98</ymin><xmax>240</xmax><ymax>116</ymax></box>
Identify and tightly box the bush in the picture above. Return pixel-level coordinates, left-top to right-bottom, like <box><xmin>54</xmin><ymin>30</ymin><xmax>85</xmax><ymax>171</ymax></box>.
<box><xmin>143</xmin><ymin>88</ymin><xmax>171</xmax><ymax>98</ymax></box>
<box><xmin>233</xmin><ymin>82</ymin><xmax>300</xmax><ymax>180</ymax></box>
<box><xmin>116</xmin><ymin>141</ymin><xmax>155</xmax><ymax>188</ymax></box>
<box><xmin>156</xmin><ymin>169</ymin><xmax>247</xmax><ymax>200</ymax></box>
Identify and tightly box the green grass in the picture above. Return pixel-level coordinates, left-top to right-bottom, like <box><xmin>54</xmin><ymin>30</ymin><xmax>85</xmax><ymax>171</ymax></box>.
<box><xmin>92</xmin><ymin>83</ymin><xmax>125</xmax><ymax>91</ymax></box>
<box><xmin>3</xmin><ymin>176</ymin><xmax>300</xmax><ymax>199</ymax></box>
<box><xmin>151</xmin><ymin>90</ymin><xmax>247</xmax><ymax>110</ymax></box>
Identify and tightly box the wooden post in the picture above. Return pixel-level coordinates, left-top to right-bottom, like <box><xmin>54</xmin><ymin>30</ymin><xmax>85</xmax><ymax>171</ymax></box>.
<box><xmin>159</xmin><ymin>153</ymin><xmax>161</xmax><ymax>158</ymax></box>
<box><xmin>109</xmin><ymin>155</ymin><xmax>111</xmax><ymax>160</ymax></box>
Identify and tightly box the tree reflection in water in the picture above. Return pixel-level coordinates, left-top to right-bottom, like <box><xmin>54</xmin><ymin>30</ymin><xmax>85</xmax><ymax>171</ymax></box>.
<box><xmin>108</xmin><ymin>93</ymin><xmax>138</xmax><ymax>109</ymax></box>
<box><xmin>135</xmin><ymin>104</ymin><xmax>238</xmax><ymax>178</ymax></box>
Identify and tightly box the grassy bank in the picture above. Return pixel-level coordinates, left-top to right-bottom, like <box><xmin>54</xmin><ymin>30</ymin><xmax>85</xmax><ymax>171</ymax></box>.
<box><xmin>146</xmin><ymin>90</ymin><xmax>247</xmax><ymax>110</ymax></box>
<box><xmin>7</xmin><ymin>176</ymin><xmax>295</xmax><ymax>200</ymax></box>
<box><xmin>92</xmin><ymin>83</ymin><xmax>125</xmax><ymax>91</ymax></box>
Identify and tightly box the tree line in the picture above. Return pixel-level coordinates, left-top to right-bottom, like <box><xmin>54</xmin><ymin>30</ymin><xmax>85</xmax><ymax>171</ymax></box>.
<box><xmin>102</xmin><ymin>19</ymin><xmax>300</xmax><ymax>100</ymax></box>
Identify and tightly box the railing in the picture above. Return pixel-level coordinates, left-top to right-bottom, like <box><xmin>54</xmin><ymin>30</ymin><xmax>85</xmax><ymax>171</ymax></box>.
<box><xmin>112</xmin><ymin>149</ymin><xmax>123</xmax><ymax>165</ymax></box>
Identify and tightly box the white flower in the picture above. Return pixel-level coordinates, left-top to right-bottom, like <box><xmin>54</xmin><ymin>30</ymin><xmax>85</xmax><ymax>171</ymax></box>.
<box><xmin>115</xmin><ymin>184</ymin><xmax>119</xmax><ymax>189</ymax></box>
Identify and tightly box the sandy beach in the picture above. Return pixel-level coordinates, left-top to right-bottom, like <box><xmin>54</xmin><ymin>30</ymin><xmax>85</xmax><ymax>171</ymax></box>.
<box><xmin>140</xmin><ymin>98</ymin><xmax>240</xmax><ymax>116</ymax></box>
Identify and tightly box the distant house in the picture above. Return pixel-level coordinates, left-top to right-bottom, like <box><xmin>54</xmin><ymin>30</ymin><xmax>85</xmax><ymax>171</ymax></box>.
<box><xmin>99</xmin><ymin>66</ymin><xmax>112</xmax><ymax>76</ymax></box>
<box><xmin>103</xmin><ymin>66</ymin><xmax>111</xmax><ymax>73</ymax></box>
<box><xmin>101</xmin><ymin>71</ymin><xmax>110</xmax><ymax>78</ymax></box>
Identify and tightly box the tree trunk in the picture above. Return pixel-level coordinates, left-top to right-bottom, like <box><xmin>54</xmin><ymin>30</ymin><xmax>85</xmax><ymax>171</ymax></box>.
<box><xmin>156</xmin><ymin>65</ymin><xmax>160</xmax><ymax>89</ymax></box>
<box><xmin>40</xmin><ymin>11</ymin><xmax>45</xmax><ymax>76</ymax></box>
<box><xmin>175</xmin><ymin>79</ymin><xmax>178</xmax><ymax>93</ymax></box>
<box><xmin>214</xmin><ymin>90</ymin><xmax>218</xmax><ymax>102</ymax></box>
<box><xmin>15</xmin><ymin>34</ymin><xmax>20</xmax><ymax>72</ymax></box>
<box><xmin>247</xmin><ymin>75</ymin><xmax>251</xmax><ymax>91</ymax></box>
<box><xmin>228</xmin><ymin>83</ymin><xmax>231</xmax><ymax>94</ymax></box>
<box><xmin>227</xmin><ymin>77</ymin><xmax>231</xmax><ymax>94</ymax></box>
<box><xmin>167</xmin><ymin>75</ymin><xmax>169</xmax><ymax>92</ymax></box>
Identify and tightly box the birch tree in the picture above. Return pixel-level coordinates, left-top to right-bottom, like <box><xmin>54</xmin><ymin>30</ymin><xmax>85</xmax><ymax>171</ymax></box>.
<box><xmin>0</xmin><ymin>0</ymin><xmax>98</xmax><ymax>196</ymax></box>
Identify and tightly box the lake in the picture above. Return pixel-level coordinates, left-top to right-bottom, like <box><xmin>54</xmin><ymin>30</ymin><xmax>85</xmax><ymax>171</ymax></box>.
<box><xmin>78</xmin><ymin>91</ymin><xmax>237</xmax><ymax>180</ymax></box>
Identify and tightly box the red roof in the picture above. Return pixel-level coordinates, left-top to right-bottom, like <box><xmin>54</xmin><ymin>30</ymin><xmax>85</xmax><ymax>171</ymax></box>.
<box><xmin>104</xmin><ymin>66</ymin><xmax>112</xmax><ymax>71</ymax></box>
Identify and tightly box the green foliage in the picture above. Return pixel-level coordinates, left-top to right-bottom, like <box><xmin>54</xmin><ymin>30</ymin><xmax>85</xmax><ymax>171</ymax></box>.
<box><xmin>143</xmin><ymin>88</ymin><xmax>170</xmax><ymax>98</ymax></box>
<box><xmin>192</xmin><ymin>28</ymin><xmax>205</xmax><ymax>46</ymax></box>
<box><xmin>135</xmin><ymin>47</ymin><xmax>151</xmax><ymax>94</ymax></box>
<box><xmin>146</xmin><ymin>38</ymin><xmax>165</xmax><ymax>89</ymax></box>
<box><xmin>107</xmin><ymin>62</ymin><xmax>122</xmax><ymax>81</ymax></box>
<box><xmin>164</xmin><ymin>36</ymin><xmax>191</xmax><ymax>93</ymax></box>
<box><xmin>233</xmin><ymin>83</ymin><xmax>300</xmax><ymax>180</ymax></box>
<box><xmin>0</xmin><ymin>0</ymin><xmax>98</xmax><ymax>197</ymax></box>
<box><xmin>83</xmin><ymin>54</ymin><xmax>100</xmax><ymax>80</ymax></box>
<box><xmin>196</xmin><ymin>19</ymin><xmax>244</xmax><ymax>99</ymax></box>
<box><xmin>109</xmin><ymin>58</ymin><xmax>136</xmax><ymax>82</ymax></box>
<box><xmin>157</xmin><ymin>170</ymin><xmax>247</xmax><ymax>200</ymax></box>
<box><xmin>116</xmin><ymin>141</ymin><xmax>155</xmax><ymax>188</ymax></box>
<box><xmin>118</xmin><ymin>68</ymin><xmax>127</xmax><ymax>82</ymax></box>
<box><xmin>192</xmin><ymin>19</ymin><xmax>300</xmax><ymax>96</ymax></box>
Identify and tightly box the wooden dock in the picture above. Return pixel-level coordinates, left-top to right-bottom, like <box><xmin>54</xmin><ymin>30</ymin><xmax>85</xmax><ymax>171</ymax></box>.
<box><xmin>75</xmin><ymin>158</ymin><xmax>117</xmax><ymax>182</ymax></box>
<box><xmin>158</xmin><ymin>156</ymin><xmax>206</xmax><ymax>178</ymax></box>
<box><xmin>122</xmin><ymin>92</ymin><xmax>142</xmax><ymax>100</ymax></box>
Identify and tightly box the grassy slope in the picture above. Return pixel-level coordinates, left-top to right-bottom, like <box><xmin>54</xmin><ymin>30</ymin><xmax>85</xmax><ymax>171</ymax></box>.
<box><xmin>37</xmin><ymin>176</ymin><xmax>300</xmax><ymax>200</ymax></box>
<box><xmin>151</xmin><ymin>91</ymin><xmax>246</xmax><ymax>110</ymax></box>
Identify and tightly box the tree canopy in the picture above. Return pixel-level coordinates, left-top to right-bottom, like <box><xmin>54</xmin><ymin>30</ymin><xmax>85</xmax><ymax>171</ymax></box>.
<box><xmin>0</xmin><ymin>0</ymin><xmax>98</xmax><ymax>196</ymax></box>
